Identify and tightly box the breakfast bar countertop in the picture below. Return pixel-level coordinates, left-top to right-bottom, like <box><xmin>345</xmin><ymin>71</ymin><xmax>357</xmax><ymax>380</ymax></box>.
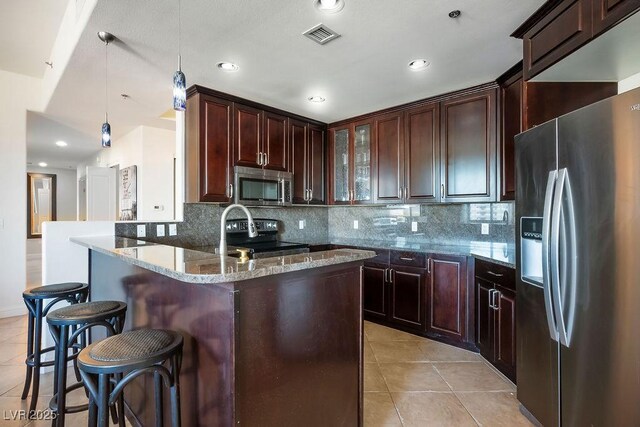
<box><xmin>71</xmin><ymin>236</ymin><xmax>375</xmax><ymax>284</ymax></box>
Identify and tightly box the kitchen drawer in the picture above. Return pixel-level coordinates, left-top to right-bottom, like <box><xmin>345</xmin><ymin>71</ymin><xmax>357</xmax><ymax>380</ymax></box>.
<box><xmin>363</xmin><ymin>248</ymin><xmax>390</xmax><ymax>266</ymax></box>
<box><xmin>390</xmin><ymin>251</ymin><xmax>427</xmax><ymax>268</ymax></box>
<box><xmin>475</xmin><ymin>259</ymin><xmax>515</xmax><ymax>291</ymax></box>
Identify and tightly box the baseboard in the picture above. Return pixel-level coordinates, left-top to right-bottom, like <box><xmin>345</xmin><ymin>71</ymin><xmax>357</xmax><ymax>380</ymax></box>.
<box><xmin>0</xmin><ymin>304</ymin><xmax>27</xmax><ymax>319</ymax></box>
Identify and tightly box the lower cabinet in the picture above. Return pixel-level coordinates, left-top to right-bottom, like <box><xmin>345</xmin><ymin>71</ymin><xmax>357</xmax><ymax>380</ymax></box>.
<box><xmin>389</xmin><ymin>265</ymin><xmax>427</xmax><ymax>330</ymax></box>
<box><xmin>427</xmin><ymin>254</ymin><xmax>469</xmax><ymax>344</ymax></box>
<box><xmin>363</xmin><ymin>263</ymin><xmax>388</xmax><ymax>320</ymax></box>
<box><xmin>475</xmin><ymin>259</ymin><xmax>517</xmax><ymax>383</ymax></box>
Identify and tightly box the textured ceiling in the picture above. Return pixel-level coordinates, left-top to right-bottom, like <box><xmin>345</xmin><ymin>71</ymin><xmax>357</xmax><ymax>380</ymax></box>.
<box><xmin>0</xmin><ymin>0</ymin><xmax>69</xmax><ymax>77</ymax></box>
<box><xmin>42</xmin><ymin>0</ymin><xmax>544</xmax><ymax>149</ymax></box>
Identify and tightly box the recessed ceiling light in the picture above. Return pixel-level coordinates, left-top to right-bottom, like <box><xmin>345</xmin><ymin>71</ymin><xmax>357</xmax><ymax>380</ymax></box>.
<box><xmin>55</xmin><ymin>140</ymin><xmax>68</xmax><ymax>147</ymax></box>
<box><xmin>217</xmin><ymin>62</ymin><xmax>239</xmax><ymax>72</ymax></box>
<box><xmin>449</xmin><ymin>10</ymin><xmax>461</xmax><ymax>18</ymax></box>
<box><xmin>38</xmin><ymin>162</ymin><xmax>48</xmax><ymax>167</ymax></box>
<box><xmin>408</xmin><ymin>59</ymin><xmax>430</xmax><ymax>71</ymax></box>
<box><xmin>308</xmin><ymin>96</ymin><xmax>326</xmax><ymax>103</ymax></box>
<box><xmin>314</xmin><ymin>0</ymin><xmax>345</xmax><ymax>13</ymax></box>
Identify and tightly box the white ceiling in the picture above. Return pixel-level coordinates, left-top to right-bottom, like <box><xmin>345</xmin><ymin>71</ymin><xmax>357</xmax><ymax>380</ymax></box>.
<box><xmin>41</xmin><ymin>0</ymin><xmax>545</xmax><ymax>145</ymax></box>
<box><xmin>27</xmin><ymin>112</ymin><xmax>98</xmax><ymax>169</ymax></box>
<box><xmin>0</xmin><ymin>0</ymin><xmax>69</xmax><ymax>77</ymax></box>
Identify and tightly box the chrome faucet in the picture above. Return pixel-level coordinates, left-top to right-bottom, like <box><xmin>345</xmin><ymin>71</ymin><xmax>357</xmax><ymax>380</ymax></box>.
<box><xmin>219</xmin><ymin>204</ymin><xmax>258</xmax><ymax>256</ymax></box>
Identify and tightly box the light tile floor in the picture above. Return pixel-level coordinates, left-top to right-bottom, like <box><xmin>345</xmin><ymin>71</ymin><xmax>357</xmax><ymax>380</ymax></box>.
<box><xmin>0</xmin><ymin>315</ymin><xmax>533</xmax><ymax>426</ymax></box>
<box><xmin>364</xmin><ymin>321</ymin><xmax>535</xmax><ymax>427</ymax></box>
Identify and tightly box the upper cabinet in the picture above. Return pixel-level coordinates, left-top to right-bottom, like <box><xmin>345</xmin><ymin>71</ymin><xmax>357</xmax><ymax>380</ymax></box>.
<box><xmin>513</xmin><ymin>0</ymin><xmax>640</xmax><ymax>80</ymax></box>
<box><xmin>186</xmin><ymin>86</ymin><xmax>326</xmax><ymax>203</ymax></box>
<box><xmin>440</xmin><ymin>89</ymin><xmax>497</xmax><ymax>202</ymax></box>
<box><xmin>290</xmin><ymin>120</ymin><xmax>325</xmax><ymax>205</ymax></box>
<box><xmin>186</xmin><ymin>93</ymin><xmax>234</xmax><ymax>203</ymax></box>
<box><xmin>328</xmin><ymin>120</ymin><xmax>374</xmax><ymax>205</ymax></box>
<box><xmin>328</xmin><ymin>85</ymin><xmax>498</xmax><ymax>205</ymax></box>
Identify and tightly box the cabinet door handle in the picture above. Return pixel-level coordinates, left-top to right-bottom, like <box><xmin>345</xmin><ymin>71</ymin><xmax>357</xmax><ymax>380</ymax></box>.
<box><xmin>264</xmin><ymin>152</ymin><xmax>268</xmax><ymax>166</ymax></box>
<box><xmin>384</xmin><ymin>268</ymin><xmax>389</xmax><ymax>282</ymax></box>
<box><xmin>257</xmin><ymin>152</ymin><xmax>262</xmax><ymax>165</ymax></box>
<box><xmin>229</xmin><ymin>184</ymin><xmax>234</xmax><ymax>199</ymax></box>
<box><xmin>400</xmin><ymin>257</ymin><xmax>414</xmax><ymax>261</ymax></box>
<box><xmin>490</xmin><ymin>289</ymin><xmax>500</xmax><ymax>311</ymax></box>
<box><xmin>441</xmin><ymin>183</ymin><xmax>445</xmax><ymax>199</ymax></box>
<box><xmin>307</xmin><ymin>189</ymin><xmax>311</xmax><ymax>201</ymax></box>
<box><xmin>487</xmin><ymin>271</ymin><xmax>504</xmax><ymax>278</ymax></box>
<box><xmin>427</xmin><ymin>258</ymin><xmax>431</xmax><ymax>274</ymax></box>
<box><xmin>404</xmin><ymin>187</ymin><xmax>408</xmax><ymax>200</ymax></box>
<box><xmin>309</xmin><ymin>189</ymin><xmax>313</xmax><ymax>201</ymax></box>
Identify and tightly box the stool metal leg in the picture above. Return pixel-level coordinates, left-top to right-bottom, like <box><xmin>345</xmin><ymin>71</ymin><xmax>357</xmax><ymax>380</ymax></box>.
<box><xmin>116</xmin><ymin>373</ymin><xmax>125</xmax><ymax>427</ymax></box>
<box><xmin>154</xmin><ymin>371</ymin><xmax>164</xmax><ymax>427</ymax></box>
<box><xmin>53</xmin><ymin>325</ymin><xmax>69</xmax><ymax>427</ymax></box>
<box><xmin>97</xmin><ymin>374</ymin><xmax>110</xmax><ymax>427</ymax></box>
<box><xmin>88</xmin><ymin>392</ymin><xmax>98</xmax><ymax>427</ymax></box>
<box><xmin>170</xmin><ymin>355</ymin><xmax>181</xmax><ymax>427</ymax></box>
<box><xmin>29</xmin><ymin>299</ymin><xmax>43</xmax><ymax>415</ymax></box>
<box><xmin>21</xmin><ymin>307</ymin><xmax>35</xmax><ymax>400</ymax></box>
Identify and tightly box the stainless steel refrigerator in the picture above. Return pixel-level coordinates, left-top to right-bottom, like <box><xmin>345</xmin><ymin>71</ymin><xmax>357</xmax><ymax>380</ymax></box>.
<box><xmin>515</xmin><ymin>87</ymin><xmax>640</xmax><ymax>427</ymax></box>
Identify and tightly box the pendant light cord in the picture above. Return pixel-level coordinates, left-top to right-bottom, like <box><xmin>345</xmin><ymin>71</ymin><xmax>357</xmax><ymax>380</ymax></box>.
<box><xmin>178</xmin><ymin>0</ymin><xmax>182</xmax><ymax>71</ymax></box>
<box><xmin>105</xmin><ymin>39</ymin><xmax>109</xmax><ymax>122</ymax></box>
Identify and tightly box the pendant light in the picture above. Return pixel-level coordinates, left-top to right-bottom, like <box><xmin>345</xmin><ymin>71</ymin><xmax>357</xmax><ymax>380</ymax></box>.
<box><xmin>98</xmin><ymin>31</ymin><xmax>114</xmax><ymax>148</ymax></box>
<box><xmin>173</xmin><ymin>0</ymin><xmax>186</xmax><ymax>111</ymax></box>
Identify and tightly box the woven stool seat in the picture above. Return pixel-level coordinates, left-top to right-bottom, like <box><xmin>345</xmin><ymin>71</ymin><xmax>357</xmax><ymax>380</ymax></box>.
<box><xmin>90</xmin><ymin>329</ymin><xmax>175</xmax><ymax>362</ymax></box>
<box><xmin>48</xmin><ymin>301</ymin><xmax>121</xmax><ymax>320</ymax></box>
<box><xmin>25</xmin><ymin>282</ymin><xmax>87</xmax><ymax>298</ymax></box>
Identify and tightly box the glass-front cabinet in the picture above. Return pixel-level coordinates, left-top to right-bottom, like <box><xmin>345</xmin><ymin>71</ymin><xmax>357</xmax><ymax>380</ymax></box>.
<box><xmin>329</xmin><ymin>120</ymin><xmax>373</xmax><ymax>204</ymax></box>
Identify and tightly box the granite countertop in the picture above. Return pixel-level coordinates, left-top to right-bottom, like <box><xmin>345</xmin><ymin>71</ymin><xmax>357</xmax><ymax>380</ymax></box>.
<box><xmin>306</xmin><ymin>238</ymin><xmax>515</xmax><ymax>268</ymax></box>
<box><xmin>71</xmin><ymin>236</ymin><xmax>375</xmax><ymax>284</ymax></box>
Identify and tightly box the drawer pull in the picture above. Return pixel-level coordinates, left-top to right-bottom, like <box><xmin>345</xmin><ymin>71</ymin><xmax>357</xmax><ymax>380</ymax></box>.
<box><xmin>400</xmin><ymin>257</ymin><xmax>414</xmax><ymax>261</ymax></box>
<box><xmin>487</xmin><ymin>271</ymin><xmax>503</xmax><ymax>277</ymax></box>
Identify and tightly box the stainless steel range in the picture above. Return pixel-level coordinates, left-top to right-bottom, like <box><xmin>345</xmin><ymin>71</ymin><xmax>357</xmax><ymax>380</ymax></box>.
<box><xmin>224</xmin><ymin>218</ymin><xmax>309</xmax><ymax>259</ymax></box>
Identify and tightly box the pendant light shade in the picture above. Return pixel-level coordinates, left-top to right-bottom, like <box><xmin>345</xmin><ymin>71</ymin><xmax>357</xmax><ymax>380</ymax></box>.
<box><xmin>173</xmin><ymin>0</ymin><xmax>186</xmax><ymax>111</ymax></box>
<box><xmin>98</xmin><ymin>31</ymin><xmax>114</xmax><ymax>148</ymax></box>
<box><xmin>102</xmin><ymin>121</ymin><xmax>111</xmax><ymax>147</ymax></box>
<box><xmin>173</xmin><ymin>66</ymin><xmax>186</xmax><ymax>111</ymax></box>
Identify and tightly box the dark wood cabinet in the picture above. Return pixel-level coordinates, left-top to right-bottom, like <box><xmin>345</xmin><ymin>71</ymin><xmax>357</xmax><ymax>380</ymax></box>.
<box><xmin>389</xmin><ymin>265</ymin><xmax>427</xmax><ymax>330</ymax></box>
<box><xmin>474</xmin><ymin>259</ymin><xmax>517</xmax><ymax>383</ymax></box>
<box><xmin>428</xmin><ymin>254</ymin><xmax>468</xmax><ymax>343</ymax></box>
<box><xmin>290</xmin><ymin>121</ymin><xmax>326</xmax><ymax>204</ymax></box>
<box><xmin>405</xmin><ymin>103</ymin><xmax>440</xmax><ymax>203</ymax></box>
<box><xmin>499</xmin><ymin>71</ymin><xmax>522</xmax><ymax>201</ymax></box>
<box><xmin>374</xmin><ymin>112</ymin><xmax>404</xmax><ymax>203</ymax></box>
<box><xmin>514</xmin><ymin>0</ymin><xmax>639</xmax><ymax>80</ymax></box>
<box><xmin>593</xmin><ymin>0</ymin><xmax>640</xmax><ymax>32</ymax></box>
<box><xmin>234</xmin><ymin>104</ymin><xmax>262</xmax><ymax>168</ymax></box>
<box><xmin>186</xmin><ymin>94</ymin><xmax>234</xmax><ymax>203</ymax></box>
<box><xmin>263</xmin><ymin>111</ymin><xmax>288</xmax><ymax>171</ymax></box>
<box><xmin>440</xmin><ymin>89</ymin><xmax>497</xmax><ymax>202</ymax></box>
<box><xmin>363</xmin><ymin>264</ymin><xmax>388</xmax><ymax>320</ymax></box>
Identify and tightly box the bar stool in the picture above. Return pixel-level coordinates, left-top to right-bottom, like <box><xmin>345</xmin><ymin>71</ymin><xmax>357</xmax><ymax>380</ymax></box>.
<box><xmin>47</xmin><ymin>300</ymin><xmax>127</xmax><ymax>427</ymax></box>
<box><xmin>21</xmin><ymin>282</ymin><xmax>89</xmax><ymax>414</ymax></box>
<box><xmin>78</xmin><ymin>329</ymin><xmax>183</xmax><ymax>427</ymax></box>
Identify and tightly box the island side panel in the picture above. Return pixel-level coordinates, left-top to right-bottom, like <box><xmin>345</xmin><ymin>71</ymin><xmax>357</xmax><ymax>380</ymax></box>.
<box><xmin>234</xmin><ymin>261</ymin><xmax>364</xmax><ymax>427</ymax></box>
<box><xmin>89</xmin><ymin>250</ymin><xmax>235</xmax><ymax>427</ymax></box>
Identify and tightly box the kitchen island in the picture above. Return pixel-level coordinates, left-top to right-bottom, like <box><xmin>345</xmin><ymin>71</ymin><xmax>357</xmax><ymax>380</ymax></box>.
<box><xmin>71</xmin><ymin>236</ymin><xmax>374</xmax><ymax>427</ymax></box>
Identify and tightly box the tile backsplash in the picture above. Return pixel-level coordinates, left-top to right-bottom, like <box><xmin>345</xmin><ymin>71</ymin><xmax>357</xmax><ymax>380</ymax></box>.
<box><xmin>115</xmin><ymin>202</ymin><xmax>515</xmax><ymax>248</ymax></box>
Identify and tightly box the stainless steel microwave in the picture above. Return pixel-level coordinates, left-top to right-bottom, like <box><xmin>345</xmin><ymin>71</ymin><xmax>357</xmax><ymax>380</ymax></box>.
<box><xmin>234</xmin><ymin>166</ymin><xmax>292</xmax><ymax>206</ymax></box>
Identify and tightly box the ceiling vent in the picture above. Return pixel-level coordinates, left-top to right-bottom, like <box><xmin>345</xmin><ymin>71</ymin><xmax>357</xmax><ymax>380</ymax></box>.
<box><xmin>303</xmin><ymin>24</ymin><xmax>341</xmax><ymax>45</ymax></box>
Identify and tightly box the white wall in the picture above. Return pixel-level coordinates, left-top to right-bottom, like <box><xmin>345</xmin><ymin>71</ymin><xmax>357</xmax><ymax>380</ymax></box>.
<box><xmin>618</xmin><ymin>71</ymin><xmax>640</xmax><ymax>93</ymax></box>
<box><xmin>77</xmin><ymin>125</ymin><xmax>175</xmax><ymax>221</ymax></box>
<box><xmin>0</xmin><ymin>69</ymin><xmax>43</xmax><ymax>317</ymax></box>
<box><xmin>27</xmin><ymin>166</ymin><xmax>77</xmax><ymax>221</ymax></box>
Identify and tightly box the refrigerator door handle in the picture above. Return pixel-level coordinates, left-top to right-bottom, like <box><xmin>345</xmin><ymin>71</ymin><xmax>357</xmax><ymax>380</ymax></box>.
<box><xmin>542</xmin><ymin>170</ymin><xmax>559</xmax><ymax>342</ymax></box>
<box><xmin>551</xmin><ymin>168</ymin><xmax>577</xmax><ymax>347</ymax></box>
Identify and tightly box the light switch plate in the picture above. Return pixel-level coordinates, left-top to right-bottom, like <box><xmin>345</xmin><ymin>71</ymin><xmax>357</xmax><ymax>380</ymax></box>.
<box><xmin>299</xmin><ymin>220</ymin><xmax>306</xmax><ymax>230</ymax></box>
<box><xmin>353</xmin><ymin>220</ymin><xmax>359</xmax><ymax>229</ymax></box>
<box><xmin>156</xmin><ymin>224</ymin><xmax>165</xmax><ymax>237</ymax></box>
<box><xmin>481</xmin><ymin>223</ymin><xmax>489</xmax><ymax>235</ymax></box>
<box><xmin>136</xmin><ymin>224</ymin><xmax>146</xmax><ymax>238</ymax></box>
<box><xmin>411</xmin><ymin>221</ymin><xmax>418</xmax><ymax>232</ymax></box>
<box><xmin>168</xmin><ymin>224</ymin><xmax>177</xmax><ymax>236</ymax></box>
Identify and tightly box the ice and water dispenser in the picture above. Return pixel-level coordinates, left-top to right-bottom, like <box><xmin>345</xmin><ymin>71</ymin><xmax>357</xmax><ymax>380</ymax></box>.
<box><xmin>521</xmin><ymin>217</ymin><xmax>543</xmax><ymax>287</ymax></box>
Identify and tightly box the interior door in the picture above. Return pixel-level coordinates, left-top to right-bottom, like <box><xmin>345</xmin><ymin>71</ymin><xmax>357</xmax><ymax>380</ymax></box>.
<box><xmin>557</xmin><ymin>89</ymin><xmax>640</xmax><ymax>426</ymax></box>
<box><xmin>86</xmin><ymin>166</ymin><xmax>116</xmax><ymax>221</ymax></box>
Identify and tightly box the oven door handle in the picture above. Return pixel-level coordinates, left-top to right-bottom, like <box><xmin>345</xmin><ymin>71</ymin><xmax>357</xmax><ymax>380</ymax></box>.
<box><xmin>280</xmin><ymin>178</ymin><xmax>286</xmax><ymax>205</ymax></box>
